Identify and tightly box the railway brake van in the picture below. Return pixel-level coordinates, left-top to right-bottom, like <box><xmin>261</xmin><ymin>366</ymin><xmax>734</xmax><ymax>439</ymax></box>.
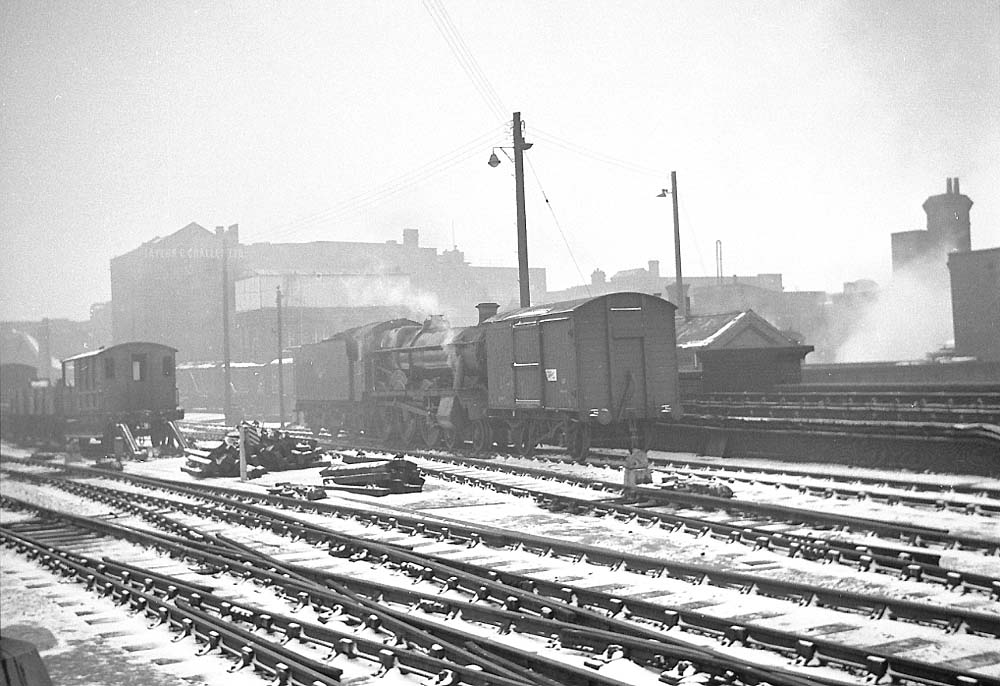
<box><xmin>60</xmin><ymin>342</ymin><xmax>183</xmax><ymax>444</ymax></box>
<box><xmin>485</xmin><ymin>291</ymin><xmax>681</xmax><ymax>457</ymax></box>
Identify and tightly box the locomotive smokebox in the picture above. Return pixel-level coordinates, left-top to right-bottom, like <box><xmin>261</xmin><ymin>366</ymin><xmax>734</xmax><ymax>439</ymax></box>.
<box><xmin>476</xmin><ymin>302</ymin><xmax>500</xmax><ymax>323</ymax></box>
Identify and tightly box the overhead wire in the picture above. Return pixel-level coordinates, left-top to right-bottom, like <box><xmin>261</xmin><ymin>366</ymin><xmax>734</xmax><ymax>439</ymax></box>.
<box><xmin>532</xmin><ymin>127</ymin><xmax>665</xmax><ymax>178</ymax></box>
<box><xmin>263</xmin><ymin>125</ymin><xmax>505</xmax><ymax>242</ymax></box>
<box><xmin>421</xmin><ymin>0</ymin><xmax>507</xmax><ymax>121</ymax></box>
<box><xmin>524</xmin><ymin>156</ymin><xmax>591</xmax><ymax>297</ymax></box>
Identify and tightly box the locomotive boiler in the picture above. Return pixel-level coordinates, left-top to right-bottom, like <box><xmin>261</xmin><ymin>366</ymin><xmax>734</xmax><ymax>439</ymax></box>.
<box><xmin>295</xmin><ymin>292</ymin><xmax>681</xmax><ymax>460</ymax></box>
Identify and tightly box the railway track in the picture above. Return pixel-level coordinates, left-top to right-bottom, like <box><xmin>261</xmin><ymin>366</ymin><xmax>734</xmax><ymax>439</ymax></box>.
<box><xmin>3</xmin><ymin>454</ymin><xmax>1000</xmax><ymax>685</ymax></box>
<box><xmin>0</xmin><ymin>470</ymin><xmax>844</xmax><ymax>686</ymax></box>
<box><xmin>171</xmin><ymin>421</ymin><xmax>1000</xmax><ymax>585</ymax></box>
<box><xmin>504</xmin><ymin>448</ymin><xmax>1000</xmax><ymax>515</ymax></box>
<box><xmin>176</xmin><ymin>418</ymin><xmax>1000</xmax><ymax>501</ymax></box>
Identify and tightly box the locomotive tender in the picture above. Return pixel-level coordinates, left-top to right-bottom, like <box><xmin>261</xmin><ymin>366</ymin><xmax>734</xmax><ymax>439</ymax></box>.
<box><xmin>295</xmin><ymin>292</ymin><xmax>681</xmax><ymax>459</ymax></box>
<box><xmin>1</xmin><ymin>341</ymin><xmax>184</xmax><ymax>452</ymax></box>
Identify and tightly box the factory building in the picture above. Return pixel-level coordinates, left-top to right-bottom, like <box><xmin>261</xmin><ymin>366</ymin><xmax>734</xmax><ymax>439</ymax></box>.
<box><xmin>110</xmin><ymin>223</ymin><xmax>242</xmax><ymax>363</ymax></box>
<box><xmin>109</xmin><ymin>224</ymin><xmax>546</xmax><ymax>363</ymax></box>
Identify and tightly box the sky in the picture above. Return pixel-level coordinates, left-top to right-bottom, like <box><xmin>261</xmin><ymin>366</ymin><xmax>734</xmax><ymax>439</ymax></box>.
<box><xmin>2</xmin><ymin>0</ymin><xmax>998</xmax><ymax>321</ymax></box>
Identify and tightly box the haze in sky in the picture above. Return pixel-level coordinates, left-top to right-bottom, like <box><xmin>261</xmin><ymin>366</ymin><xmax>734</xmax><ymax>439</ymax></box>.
<box><xmin>2</xmin><ymin>0</ymin><xmax>998</xmax><ymax>321</ymax></box>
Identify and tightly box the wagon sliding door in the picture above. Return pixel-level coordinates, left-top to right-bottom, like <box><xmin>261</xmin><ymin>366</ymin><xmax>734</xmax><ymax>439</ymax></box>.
<box><xmin>608</xmin><ymin>301</ymin><xmax>648</xmax><ymax>419</ymax></box>
<box><xmin>512</xmin><ymin>322</ymin><xmax>542</xmax><ymax>407</ymax></box>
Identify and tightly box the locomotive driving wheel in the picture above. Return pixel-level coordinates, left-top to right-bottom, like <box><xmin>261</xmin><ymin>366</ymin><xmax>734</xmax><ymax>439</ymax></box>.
<box><xmin>372</xmin><ymin>407</ymin><xmax>398</xmax><ymax>445</ymax></box>
<box><xmin>420</xmin><ymin>420</ymin><xmax>441</xmax><ymax>448</ymax></box>
<box><xmin>442</xmin><ymin>426</ymin><xmax>461</xmax><ymax>452</ymax></box>
<box><xmin>399</xmin><ymin>414</ymin><xmax>419</xmax><ymax>448</ymax></box>
<box><xmin>470</xmin><ymin>419</ymin><xmax>492</xmax><ymax>455</ymax></box>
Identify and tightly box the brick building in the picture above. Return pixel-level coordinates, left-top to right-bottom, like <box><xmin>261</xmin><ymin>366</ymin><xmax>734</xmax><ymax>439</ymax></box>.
<box><xmin>891</xmin><ymin>177</ymin><xmax>972</xmax><ymax>274</ymax></box>
<box><xmin>948</xmin><ymin>247</ymin><xmax>1000</xmax><ymax>361</ymax></box>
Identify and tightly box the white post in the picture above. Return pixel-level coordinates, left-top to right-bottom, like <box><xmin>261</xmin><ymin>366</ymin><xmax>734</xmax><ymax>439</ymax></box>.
<box><xmin>239</xmin><ymin>423</ymin><xmax>247</xmax><ymax>482</ymax></box>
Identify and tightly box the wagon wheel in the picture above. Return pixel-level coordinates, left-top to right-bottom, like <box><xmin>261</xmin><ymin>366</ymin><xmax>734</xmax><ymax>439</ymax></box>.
<box><xmin>399</xmin><ymin>414</ymin><xmax>419</xmax><ymax>448</ymax></box>
<box><xmin>420</xmin><ymin>420</ymin><xmax>442</xmax><ymax>448</ymax></box>
<box><xmin>491</xmin><ymin>423</ymin><xmax>509</xmax><ymax>452</ymax></box>
<box><xmin>511</xmin><ymin>420</ymin><xmax>536</xmax><ymax>457</ymax></box>
<box><xmin>470</xmin><ymin>419</ymin><xmax>492</xmax><ymax>456</ymax></box>
<box><xmin>568</xmin><ymin>422</ymin><xmax>592</xmax><ymax>463</ymax></box>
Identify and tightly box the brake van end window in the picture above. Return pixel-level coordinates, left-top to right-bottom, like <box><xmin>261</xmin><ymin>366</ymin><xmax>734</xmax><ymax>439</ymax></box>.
<box><xmin>132</xmin><ymin>355</ymin><xmax>146</xmax><ymax>381</ymax></box>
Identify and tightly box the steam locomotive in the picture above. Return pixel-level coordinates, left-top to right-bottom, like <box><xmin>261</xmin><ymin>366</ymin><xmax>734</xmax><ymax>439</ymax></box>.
<box><xmin>295</xmin><ymin>292</ymin><xmax>681</xmax><ymax>459</ymax></box>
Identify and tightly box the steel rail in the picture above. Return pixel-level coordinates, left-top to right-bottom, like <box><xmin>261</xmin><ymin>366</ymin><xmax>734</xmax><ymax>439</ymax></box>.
<box><xmin>7</xmin><ymin>462</ymin><xmax>1000</xmax><ymax>620</ymax></box>
<box><xmin>171</xmin><ymin>423</ymin><xmax>1000</xmax><ymax>545</ymax></box>
<box><xmin>523</xmin><ymin>447</ymin><xmax>1000</xmax><ymax>515</ymax></box>
<box><xmin>6</xmin><ymin>472</ymin><xmax>999</xmax><ymax>686</ymax></box>
<box><xmin>0</xmin><ymin>527</ymin><xmax>345</xmax><ymax>685</ymax></box>
<box><xmin>403</xmin><ymin>454</ymin><xmax>1000</xmax><ymax>564</ymax></box>
<box><xmin>2</xmin><ymin>502</ymin><xmax>820</xmax><ymax>686</ymax></box>
<box><xmin>173</xmin><ymin>419</ymin><xmax>1000</xmax><ymax>500</ymax></box>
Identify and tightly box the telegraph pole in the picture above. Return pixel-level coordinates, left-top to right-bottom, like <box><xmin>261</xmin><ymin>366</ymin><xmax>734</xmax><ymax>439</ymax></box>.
<box><xmin>670</xmin><ymin>171</ymin><xmax>687</xmax><ymax>318</ymax></box>
<box><xmin>513</xmin><ymin>112</ymin><xmax>531</xmax><ymax>307</ymax></box>
<box><xmin>220</xmin><ymin>226</ymin><xmax>234</xmax><ymax>425</ymax></box>
<box><xmin>276</xmin><ymin>285</ymin><xmax>285</xmax><ymax>428</ymax></box>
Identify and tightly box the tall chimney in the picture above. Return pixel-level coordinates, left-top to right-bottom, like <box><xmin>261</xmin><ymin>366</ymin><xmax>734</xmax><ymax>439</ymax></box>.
<box><xmin>946</xmin><ymin>178</ymin><xmax>953</xmax><ymax>194</ymax></box>
<box><xmin>647</xmin><ymin>260</ymin><xmax>660</xmax><ymax>278</ymax></box>
<box><xmin>953</xmin><ymin>178</ymin><xmax>960</xmax><ymax>195</ymax></box>
<box><xmin>476</xmin><ymin>302</ymin><xmax>500</xmax><ymax>323</ymax></box>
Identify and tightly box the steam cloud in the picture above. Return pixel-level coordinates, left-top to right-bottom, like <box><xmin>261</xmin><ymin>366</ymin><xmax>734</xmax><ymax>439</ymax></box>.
<box><xmin>835</xmin><ymin>263</ymin><xmax>953</xmax><ymax>362</ymax></box>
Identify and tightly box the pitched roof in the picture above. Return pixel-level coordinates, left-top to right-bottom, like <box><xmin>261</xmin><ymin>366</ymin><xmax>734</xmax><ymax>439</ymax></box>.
<box><xmin>676</xmin><ymin>310</ymin><xmax>801</xmax><ymax>350</ymax></box>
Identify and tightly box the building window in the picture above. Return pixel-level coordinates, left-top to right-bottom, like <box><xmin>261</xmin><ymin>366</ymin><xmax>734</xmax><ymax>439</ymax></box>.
<box><xmin>163</xmin><ymin>356</ymin><xmax>174</xmax><ymax>377</ymax></box>
<box><xmin>105</xmin><ymin>357</ymin><xmax>115</xmax><ymax>379</ymax></box>
<box><xmin>132</xmin><ymin>354</ymin><xmax>146</xmax><ymax>381</ymax></box>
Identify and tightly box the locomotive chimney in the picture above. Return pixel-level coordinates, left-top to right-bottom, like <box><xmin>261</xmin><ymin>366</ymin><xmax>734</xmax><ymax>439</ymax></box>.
<box><xmin>476</xmin><ymin>302</ymin><xmax>499</xmax><ymax>323</ymax></box>
<box><xmin>953</xmin><ymin>177</ymin><xmax>960</xmax><ymax>195</ymax></box>
<box><xmin>946</xmin><ymin>178</ymin><xmax>953</xmax><ymax>194</ymax></box>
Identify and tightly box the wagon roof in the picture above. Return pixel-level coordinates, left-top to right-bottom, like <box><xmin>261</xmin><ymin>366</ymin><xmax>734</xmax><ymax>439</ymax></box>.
<box><xmin>488</xmin><ymin>292</ymin><xmax>669</xmax><ymax>323</ymax></box>
<box><xmin>61</xmin><ymin>342</ymin><xmax>178</xmax><ymax>363</ymax></box>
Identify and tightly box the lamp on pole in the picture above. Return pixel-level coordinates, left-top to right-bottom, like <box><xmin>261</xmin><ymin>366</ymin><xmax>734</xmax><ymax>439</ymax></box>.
<box><xmin>657</xmin><ymin>172</ymin><xmax>687</xmax><ymax>318</ymax></box>
<box><xmin>489</xmin><ymin>111</ymin><xmax>533</xmax><ymax>307</ymax></box>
